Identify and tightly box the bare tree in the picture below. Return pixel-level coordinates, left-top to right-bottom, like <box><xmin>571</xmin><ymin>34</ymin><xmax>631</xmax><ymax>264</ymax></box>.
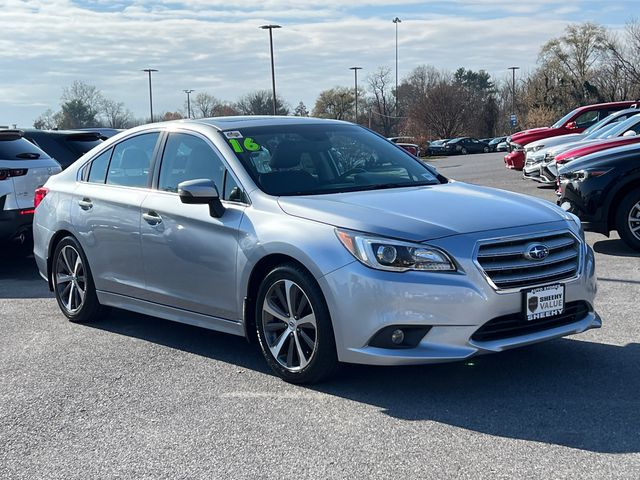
<box><xmin>368</xmin><ymin>67</ymin><xmax>399</xmax><ymax>137</ymax></box>
<box><xmin>604</xmin><ymin>19</ymin><xmax>640</xmax><ymax>98</ymax></box>
<box><xmin>411</xmin><ymin>80</ymin><xmax>468</xmax><ymax>139</ymax></box>
<box><xmin>235</xmin><ymin>90</ymin><xmax>289</xmax><ymax>115</ymax></box>
<box><xmin>61</xmin><ymin>80</ymin><xmax>104</xmax><ymax>119</ymax></box>
<box><xmin>101</xmin><ymin>99</ymin><xmax>133</xmax><ymax>128</ymax></box>
<box><xmin>33</xmin><ymin>109</ymin><xmax>61</xmax><ymax>129</ymax></box>
<box><xmin>191</xmin><ymin>92</ymin><xmax>222</xmax><ymax>118</ymax></box>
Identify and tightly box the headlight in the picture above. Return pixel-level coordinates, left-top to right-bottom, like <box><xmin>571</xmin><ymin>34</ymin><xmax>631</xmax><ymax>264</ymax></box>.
<box><xmin>511</xmin><ymin>143</ymin><xmax>524</xmax><ymax>152</ymax></box>
<box><xmin>560</xmin><ymin>168</ymin><xmax>612</xmax><ymax>182</ymax></box>
<box><xmin>335</xmin><ymin>229</ymin><xmax>456</xmax><ymax>272</ymax></box>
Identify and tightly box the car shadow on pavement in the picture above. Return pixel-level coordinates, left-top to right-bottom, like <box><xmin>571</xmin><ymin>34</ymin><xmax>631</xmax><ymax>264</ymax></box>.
<box><xmin>90</xmin><ymin>309</ymin><xmax>639</xmax><ymax>454</ymax></box>
<box><xmin>0</xmin><ymin>250</ymin><xmax>52</xmax><ymax>299</ymax></box>
<box><xmin>317</xmin><ymin>339</ymin><xmax>640</xmax><ymax>455</ymax></box>
<box><xmin>593</xmin><ymin>238</ymin><xmax>640</xmax><ymax>258</ymax></box>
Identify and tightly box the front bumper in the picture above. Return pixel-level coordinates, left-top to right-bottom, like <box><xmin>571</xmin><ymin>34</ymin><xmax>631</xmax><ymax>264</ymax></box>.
<box><xmin>319</xmin><ymin>225</ymin><xmax>598</xmax><ymax>366</ymax></box>
<box><xmin>504</xmin><ymin>151</ymin><xmax>525</xmax><ymax>169</ymax></box>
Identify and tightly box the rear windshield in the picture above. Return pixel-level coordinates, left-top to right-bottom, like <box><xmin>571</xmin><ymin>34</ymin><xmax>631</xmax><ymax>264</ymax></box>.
<box><xmin>0</xmin><ymin>137</ymin><xmax>50</xmax><ymax>160</ymax></box>
<box><xmin>222</xmin><ymin>123</ymin><xmax>441</xmax><ymax>196</ymax></box>
<box><xmin>66</xmin><ymin>135</ymin><xmax>103</xmax><ymax>156</ymax></box>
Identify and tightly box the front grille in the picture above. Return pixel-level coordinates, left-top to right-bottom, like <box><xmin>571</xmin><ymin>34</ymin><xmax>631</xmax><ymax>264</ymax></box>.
<box><xmin>476</xmin><ymin>232</ymin><xmax>580</xmax><ymax>290</ymax></box>
<box><xmin>471</xmin><ymin>301</ymin><xmax>590</xmax><ymax>342</ymax></box>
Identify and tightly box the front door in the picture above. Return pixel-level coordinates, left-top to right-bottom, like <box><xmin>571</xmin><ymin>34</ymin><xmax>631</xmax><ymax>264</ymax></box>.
<box><xmin>139</xmin><ymin>131</ymin><xmax>246</xmax><ymax>321</ymax></box>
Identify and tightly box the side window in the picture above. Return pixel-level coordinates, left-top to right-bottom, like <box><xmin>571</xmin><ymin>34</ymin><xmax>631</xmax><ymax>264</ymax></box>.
<box><xmin>574</xmin><ymin>111</ymin><xmax>599</xmax><ymax>128</ymax></box>
<box><xmin>158</xmin><ymin>133</ymin><xmax>225</xmax><ymax>193</ymax></box>
<box><xmin>106</xmin><ymin>132</ymin><xmax>159</xmax><ymax>188</ymax></box>
<box><xmin>88</xmin><ymin>148</ymin><xmax>112</xmax><ymax>183</ymax></box>
<box><xmin>223</xmin><ymin>171</ymin><xmax>244</xmax><ymax>202</ymax></box>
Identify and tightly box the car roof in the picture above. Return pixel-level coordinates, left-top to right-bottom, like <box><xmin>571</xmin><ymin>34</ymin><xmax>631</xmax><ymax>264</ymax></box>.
<box><xmin>187</xmin><ymin>115</ymin><xmax>350</xmax><ymax>130</ymax></box>
<box><xmin>23</xmin><ymin>128</ymin><xmax>102</xmax><ymax>139</ymax></box>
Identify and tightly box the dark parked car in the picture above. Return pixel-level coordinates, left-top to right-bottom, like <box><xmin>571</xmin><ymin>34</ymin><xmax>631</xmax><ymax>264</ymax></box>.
<box><xmin>23</xmin><ymin>129</ymin><xmax>104</xmax><ymax>169</ymax></box>
<box><xmin>444</xmin><ymin>137</ymin><xmax>490</xmax><ymax>155</ymax></box>
<box><xmin>426</xmin><ymin>139</ymin><xmax>450</xmax><ymax>156</ymax></box>
<box><xmin>558</xmin><ymin>142</ymin><xmax>640</xmax><ymax>251</ymax></box>
<box><xmin>488</xmin><ymin>136</ymin><xmax>507</xmax><ymax>152</ymax></box>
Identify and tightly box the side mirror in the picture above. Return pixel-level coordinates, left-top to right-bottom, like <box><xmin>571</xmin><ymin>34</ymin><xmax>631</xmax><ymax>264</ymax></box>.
<box><xmin>178</xmin><ymin>178</ymin><xmax>225</xmax><ymax>218</ymax></box>
<box><xmin>623</xmin><ymin>130</ymin><xmax>637</xmax><ymax>137</ymax></box>
<box><xmin>566</xmin><ymin>121</ymin><xmax>578</xmax><ymax>130</ymax></box>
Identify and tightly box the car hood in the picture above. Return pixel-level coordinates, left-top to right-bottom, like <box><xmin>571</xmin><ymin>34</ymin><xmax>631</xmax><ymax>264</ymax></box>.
<box><xmin>511</xmin><ymin>127</ymin><xmax>567</xmax><ymax>146</ymax></box>
<box><xmin>528</xmin><ymin>133</ymin><xmax>584</xmax><ymax>150</ymax></box>
<box><xmin>277</xmin><ymin>182</ymin><xmax>566</xmax><ymax>242</ymax></box>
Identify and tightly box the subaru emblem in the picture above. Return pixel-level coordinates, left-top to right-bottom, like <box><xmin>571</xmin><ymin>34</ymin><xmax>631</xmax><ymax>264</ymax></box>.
<box><xmin>524</xmin><ymin>243</ymin><xmax>549</xmax><ymax>261</ymax></box>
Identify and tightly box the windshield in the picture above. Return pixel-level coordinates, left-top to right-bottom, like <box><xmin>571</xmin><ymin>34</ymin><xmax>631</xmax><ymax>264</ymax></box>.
<box><xmin>598</xmin><ymin>113</ymin><xmax>640</xmax><ymax>139</ymax></box>
<box><xmin>0</xmin><ymin>137</ymin><xmax>50</xmax><ymax>160</ymax></box>
<box><xmin>551</xmin><ymin>107</ymin><xmax>581</xmax><ymax>129</ymax></box>
<box><xmin>586</xmin><ymin>122</ymin><xmax>619</xmax><ymax>140</ymax></box>
<box><xmin>222</xmin><ymin>124</ymin><xmax>441</xmax><ymax>196</ymax></box>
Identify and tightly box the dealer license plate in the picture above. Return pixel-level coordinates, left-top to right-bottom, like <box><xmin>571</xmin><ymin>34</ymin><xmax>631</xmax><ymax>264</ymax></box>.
<box><xmin>524</xmin><ymin>284</ymin><xmax>564</xmax><ymax>321</ymax></box>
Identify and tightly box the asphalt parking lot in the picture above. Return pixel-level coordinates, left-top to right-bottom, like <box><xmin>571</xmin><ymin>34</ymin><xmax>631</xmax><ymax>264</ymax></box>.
<box><xmin>1</xmin><ymin>152</ymin><xmax>639</xmax><ymax>479</ymax></box>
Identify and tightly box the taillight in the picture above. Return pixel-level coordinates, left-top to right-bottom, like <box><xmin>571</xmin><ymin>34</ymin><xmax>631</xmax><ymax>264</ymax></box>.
<box><xmin>0</xmin><ymin>168</ymin><xmax>28</xmax><ymax>180</ymax></box>
<box><xmin>34</xmin><ymin>187</ymin><xmax>49</xmax><ymax>209</ymax></box>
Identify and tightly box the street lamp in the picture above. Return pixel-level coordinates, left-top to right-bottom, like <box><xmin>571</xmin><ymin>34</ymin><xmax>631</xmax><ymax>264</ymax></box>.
<box><xmin>183</xmin><ymin>89</ymin><xmax>194</xmax><ymax>119</ymax></box>
<box><xmin>508</xmin><ymin>66</ymin><xmax>520</xmax><ymax>130</ymax></box>
<box><xmin>392</xmin><ymin>17</ymin><xmax>401</xmax><ymax>115</ymax></box>
<box><xmin>142</xmin><ymin>68</ymin><xmax>158</xmax><ymax>123</ymax></box>
<box><xmin>260</xmin><ymin>24</ymin><xmax>282</xmax><ymax>115</ymax></box>
<box><xmin>349</xmin><ymin>67</ymin><xmax>362</xmax><ymax>124</ymax></box>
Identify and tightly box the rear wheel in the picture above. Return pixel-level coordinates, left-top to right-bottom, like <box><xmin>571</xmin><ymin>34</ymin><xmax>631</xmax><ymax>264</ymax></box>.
<box><xmin>255</xmin><ymin>264</ymin><xmax>338</xmax><ymax>384</ymax></box>
<box><xmin>52</xmin><ymin>236</ymin><xmax>108</xmax><ymax>322</ymax></box>
<box><xmin>616</xmin><ymin>191</ymin><xmax>640</xmax><ymax>251</ymax></box>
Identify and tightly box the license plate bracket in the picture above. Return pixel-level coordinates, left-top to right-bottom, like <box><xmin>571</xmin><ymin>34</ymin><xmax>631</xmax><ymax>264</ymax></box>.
<box><xmin>523</xmin><ymin>284</ymin><xmax>565</xmax><ymax>321</ymax></box>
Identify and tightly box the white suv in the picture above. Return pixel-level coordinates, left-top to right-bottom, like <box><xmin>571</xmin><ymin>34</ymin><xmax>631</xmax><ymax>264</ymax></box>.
<box><xmin>0</xmin><ymin>130</ymin><xmax>62</xmax><ymax>246</ymax></box>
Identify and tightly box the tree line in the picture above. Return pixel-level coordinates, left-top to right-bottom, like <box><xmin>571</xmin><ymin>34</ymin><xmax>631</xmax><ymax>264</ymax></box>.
<box><xmin>34</xmin><ymin>21</ymin><xmax>640</xmax><ymax>145</ymax></box>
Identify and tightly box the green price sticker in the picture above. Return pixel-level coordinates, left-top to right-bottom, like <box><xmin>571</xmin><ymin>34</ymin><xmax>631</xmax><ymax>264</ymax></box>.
<box><xmin>228</xmin><ymin>138</ymin><xmax>244</xmax><ymax>153</ymax></box>
<box><xmin>243</xmin><ymin>138</ymin><xmax>260</xmax><ymax>151</ymax></box>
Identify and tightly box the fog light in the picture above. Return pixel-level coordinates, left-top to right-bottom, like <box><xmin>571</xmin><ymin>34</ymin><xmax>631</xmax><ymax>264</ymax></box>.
<box><xmin>560</xmin><ymin>201</ymin><xmax>572</xmax><ymax>211</ymax></box>
<box><xmin>391</xmin><ymin>329</ymin><xmax>405</xmax><ymax>344</ymax></box>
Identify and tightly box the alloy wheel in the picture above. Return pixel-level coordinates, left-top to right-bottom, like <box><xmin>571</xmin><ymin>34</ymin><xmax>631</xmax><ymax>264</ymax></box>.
<box><xmin>262</xmin><ymin>279</ymin><xmax>317</xmax><ymax>371</ymax></box>
<box><xmin>55</xmin><ymin>245</ymin><xmax>86</xmax><ymax>314</ymax></box>
<box><xmin>628</xmin><ymin>201</ymin><xmax>640</xmax><ymax>241</ymax></box>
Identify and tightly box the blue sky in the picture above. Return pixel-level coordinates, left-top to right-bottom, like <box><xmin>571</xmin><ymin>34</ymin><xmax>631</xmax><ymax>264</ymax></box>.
<box><xmin>0</xmin><ymin>0</ymin><xmax>635</xmax><ymax>127</ymax></box>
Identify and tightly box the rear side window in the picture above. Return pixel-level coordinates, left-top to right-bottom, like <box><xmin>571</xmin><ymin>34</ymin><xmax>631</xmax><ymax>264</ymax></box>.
<box><xmin>0</xmin><ymin>137</ymin><xmax>50</xmax><ymax>160</ymax></box>
<box><xmin>88</xmin><ymin>148</ymin><xmax>113</xmax><ymax>183</ymax></box>
<box><xmin>106</xmin><ymin>133</ymin><xmax>160</xmax><ymax>188</ymax></box>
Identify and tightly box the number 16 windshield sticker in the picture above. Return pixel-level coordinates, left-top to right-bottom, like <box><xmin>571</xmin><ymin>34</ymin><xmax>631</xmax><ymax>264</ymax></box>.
<box><xmin>228</xmin><ymin>137</ymin><xmax>261</xmax><ymax>153</ymax></box>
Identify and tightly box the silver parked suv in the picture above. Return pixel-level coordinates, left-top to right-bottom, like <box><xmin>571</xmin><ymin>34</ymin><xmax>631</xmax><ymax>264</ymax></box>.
<box><xmin>33</xmin><ymin>117</ymin><xmax>600</xmax><ymax>383</ymax></box>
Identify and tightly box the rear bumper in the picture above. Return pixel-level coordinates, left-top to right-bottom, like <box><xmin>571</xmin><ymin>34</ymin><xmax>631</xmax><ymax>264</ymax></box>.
<box><xmin>0</xmin><ymin>208</ymin><xmax>33</xmax><ymax>243</ymax></box>
<box><xmin>504</xmin><ymin>151</ymin><xmax>525</xmax><ymax>169</ymax></box>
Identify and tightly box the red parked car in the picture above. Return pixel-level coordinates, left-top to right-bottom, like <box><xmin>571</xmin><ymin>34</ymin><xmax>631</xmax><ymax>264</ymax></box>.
<box><xmin>555</xmin><ymin>134</ymin><xmax>640</xmax><ymax>165</ymax></box>
<box><xmin>504</xmin><ymin>101</ymin><xmax>638</xmax><ymax>170</ymax></box>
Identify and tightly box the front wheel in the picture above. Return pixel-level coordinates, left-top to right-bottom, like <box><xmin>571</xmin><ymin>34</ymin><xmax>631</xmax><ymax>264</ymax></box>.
<box><xmin>616</xmin><ymin>191</ymin><xmax>640</xmax><ymax>251</ymax></box>
<box><xmin>52</xmin><ymin>236</ymin><xmax>108</xmax><ymax>322</ymax></box>
<box><xmin>255</xmin><ymin>264</ymin><xmax>338</xmax><ymax>384</ymax></box>
<box><xmin>461</xmin><ymin>147</ymin><xmax>468</xmax><ymax>155</ymax></box>
<box><xmin>483</xmin><ymin>146</ymin><xmax>489</xmax><ymax>153</ymax></box>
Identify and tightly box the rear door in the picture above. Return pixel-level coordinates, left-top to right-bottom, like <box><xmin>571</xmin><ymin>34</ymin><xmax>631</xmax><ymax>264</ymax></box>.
<box><xmin>139</xmin><ymin>130</ymin><xmax>247</xmax><ymax>320</ymax></box>
<box><xmin>71</xmin><ymin>131</ymin><xmax>161</xmax><ymax>298</ymax></box>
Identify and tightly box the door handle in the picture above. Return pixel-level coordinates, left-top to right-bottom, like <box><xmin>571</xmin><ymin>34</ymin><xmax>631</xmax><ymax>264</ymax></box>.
<box><xmin>142</xmin><ymin>211</ymin><xmax>163</xmax><ymax>225</ymax></box>
<box><xmin>78</xmin><ymin>198</ymin><xmax>93</xmax><ymax>210</ymax></box>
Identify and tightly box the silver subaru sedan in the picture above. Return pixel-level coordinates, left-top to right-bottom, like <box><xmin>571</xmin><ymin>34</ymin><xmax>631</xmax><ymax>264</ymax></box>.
<box><xmin>33</xmin><ymin>117</ymin><xmax>600</xmax><ymax>383</ymax></box>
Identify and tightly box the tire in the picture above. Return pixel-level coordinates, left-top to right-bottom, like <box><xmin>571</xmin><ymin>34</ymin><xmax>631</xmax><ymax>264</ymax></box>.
<box><xmin>615</xmin><ymin>191</ymin><xmax>640</xmax><ymax>251</ymax></box>
<box><xmin>483</xmin><ymin>146</ymin><xmax>489</xmax><ymax>153</ymax></box>
<box><xmin>255</xmin><ymin>263</ymin><xmax>339</xmax><ymax>384</ymax></box>
<box><xmin>461</xmin><ymin>147</ymin><xmax>468</xmax><ymax>155</ymax></box>
<box><xmin>52</xmin><ymin>236</ymin><xmax>108</xmax><ymax>323</ymax></box>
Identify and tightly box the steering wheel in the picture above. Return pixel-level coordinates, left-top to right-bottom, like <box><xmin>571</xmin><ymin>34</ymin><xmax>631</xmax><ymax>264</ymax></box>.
<box><xmin>336</xmin><ymin>167</ymin><xmax>367</xmax><ymax>181</ymax></box>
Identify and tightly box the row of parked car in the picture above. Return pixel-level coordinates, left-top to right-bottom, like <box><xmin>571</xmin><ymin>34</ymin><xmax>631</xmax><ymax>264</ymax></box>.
<box><xmin>503</xmin><ymin>100</ymin><xmax>640</xmax><ymax>251</ymax></box>
<box><xmin>426</xmin><ymin>136</ymin><xmax>508</xmax><ymax>156</ymax></box>
<box><xmin>0</xmin><ymin>128</ymin><xmax>120</xmax><ymax>248</ymax></box>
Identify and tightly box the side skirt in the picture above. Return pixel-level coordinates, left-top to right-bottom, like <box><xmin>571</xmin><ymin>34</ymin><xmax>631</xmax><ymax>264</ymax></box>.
<box><xmin>96</xmin><ymin>290</ymin><xmax>245</xmax><ymax>337</ymax></box>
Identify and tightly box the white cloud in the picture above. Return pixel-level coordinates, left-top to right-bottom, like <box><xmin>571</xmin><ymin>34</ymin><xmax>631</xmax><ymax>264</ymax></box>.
<box><xmin>0</xmin><ymin>0</ymin><xmax>628</xmax><ymax>126</ymax></box>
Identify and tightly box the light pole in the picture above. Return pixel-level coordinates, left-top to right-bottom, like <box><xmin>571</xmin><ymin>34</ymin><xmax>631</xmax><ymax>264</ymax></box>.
<box><xmin>392</xmin><ymin>17</ymin><xmax>401</xmax><ymax>115</ymax></box>
<box><xmin>183</xmin><ymin>89</ymin><xmax>194</xmax><ymax>118</ymax></box>
<box><xmin>142</xmin><ymin>68</ymin><xmax>158</xmax><ymax>123</ymax></box>
<box><xmin>349</xmin><ymin>66</ymin><xmax>362</xmax><ymax>124</ymax></box>
<box><xmin>260</xmin><ymin>24</ymin><xmax>282</xmax><ymax>115</ymax></box>
<box><xmin>508</xmin><ymin>66</ymin><xmax>520</xmax><ymax>130</ymax></box>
